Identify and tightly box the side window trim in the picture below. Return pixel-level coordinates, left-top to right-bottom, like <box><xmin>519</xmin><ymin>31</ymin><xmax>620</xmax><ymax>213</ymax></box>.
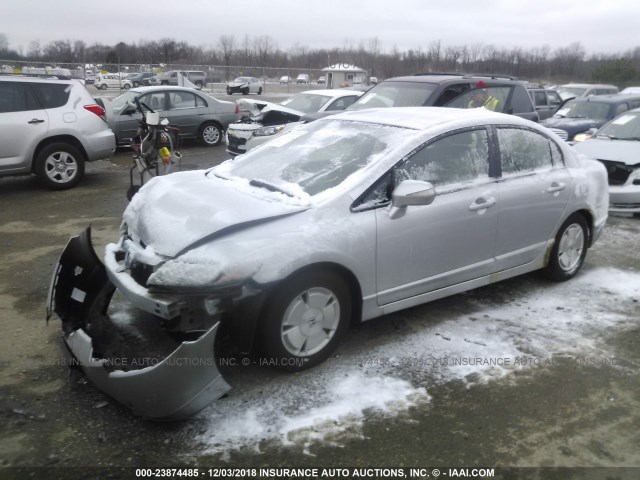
<box><xmin>351</xmin><ymin>126</ymin><xmax>496</xmax><ymax>212</ymax></box>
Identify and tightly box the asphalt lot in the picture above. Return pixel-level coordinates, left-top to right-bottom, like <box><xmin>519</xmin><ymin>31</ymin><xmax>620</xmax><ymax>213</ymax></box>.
<box><xmin>0</xmin><ymin>91</ymin><xmax>639</xmax><ymax>476</ymax></box>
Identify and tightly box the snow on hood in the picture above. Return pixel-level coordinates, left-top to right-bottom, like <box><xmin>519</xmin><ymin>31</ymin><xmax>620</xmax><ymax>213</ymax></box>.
<box><xmin>574</xmin><ymin>138</ymin><xmax>640</xmax><ymax>165</ymax></box>
<box><xmin>123</xmin><ymin>170</ymin><xmax>310</xmax><ymax>257</ymax></box>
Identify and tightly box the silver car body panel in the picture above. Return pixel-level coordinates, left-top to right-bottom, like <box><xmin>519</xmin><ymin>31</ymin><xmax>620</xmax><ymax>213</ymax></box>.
<box><xmin>48</xmin><ymin>108</ymin><xmax>608</xmax><ymax>418</ymax></box>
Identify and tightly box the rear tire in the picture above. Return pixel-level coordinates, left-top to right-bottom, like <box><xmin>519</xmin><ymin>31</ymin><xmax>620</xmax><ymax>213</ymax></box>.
<box><xmin>543</xmin><ymin>213</ymin><xmax>588</xmax><ymax>281</ymax></box>
<box><xmin>100</xmin><ymin>84</ymin><xmax>108</xmax><ymax>90</ymax></box>
<box><xmin>199</xmin><ymin>122</ymin><xmax>222</xmax><ymax>146</ymax></box>
<box><xmin>34</xmin><ymin>142</ymin><xmax>85</xmax><ymax>190</ymax></box>
<box><xmin>258</xmin><ymin>87</ymin><xmax>263</xmax><ymax>95</ymax></box>
<box><xmin>260</xmin><ymin>270</ymin><xmax>351</xmax><ymax>371</ymax></box>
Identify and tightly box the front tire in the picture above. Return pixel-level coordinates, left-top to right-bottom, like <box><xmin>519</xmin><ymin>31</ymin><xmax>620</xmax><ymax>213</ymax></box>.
<box><xmin>260</xmin><ymin>270</ymin><xmax>351</xmax><ymax>371</ymax></box>
<box><xmin>100</xmin><ymin>84</ymin><xmax>108</xmax><ymax>90</ymax></box>
<box><xmin>34</xmin><ymin>143</ymin><xmax>85</xmax><ymax>190</ymax></box>
<box><xmin>199</xmin><ymin>122</ymin><xmax>222</xmax><ymax>146</ymax></box>
<box><xmin>242</xmin><ymin>87</ymin><xmax>249</xmax><ymax>95</ymax></box>
<box><xmin>543</xmin><ymin>213</ymin><xmax>588</xmax><ymax>281</ymax></box>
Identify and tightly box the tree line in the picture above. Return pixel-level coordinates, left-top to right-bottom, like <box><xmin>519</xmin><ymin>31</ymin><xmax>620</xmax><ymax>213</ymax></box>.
<box><xmin>2</xmin><ymin>33</ymin><xmax>640</xmax><ymax>85</ymax></box>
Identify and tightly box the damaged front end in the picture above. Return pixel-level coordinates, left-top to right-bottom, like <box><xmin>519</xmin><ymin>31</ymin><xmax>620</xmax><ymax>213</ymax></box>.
<box><xmin>46</xmin><ymin>227</ymin><xmax>233</xmax><ymax>421</ymax></box>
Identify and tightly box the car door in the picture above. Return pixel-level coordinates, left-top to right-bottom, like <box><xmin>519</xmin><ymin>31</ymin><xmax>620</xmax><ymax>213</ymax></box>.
<box><xmin>493</xmin><ymin>127</ymin><xmax>572</xmax><ymax>270</ymax></box>
<box><xmin>165</xmin><ymin>90</ymin><xmax>207</xmax><ymax>137</ymax></box>
<box><xmin>0</xmin><ymin>82</ymin><xmax>48</xmax><ymax>172</ymax></box>
<box><xmin>116</xmin><ymin>91</ymin><xmax>167</xmax><ymax>143</ymax></box>
<box><xmin>375</xmin><ymin>127</ymin><xmax>499</xmax><ymax>305</ymax></box>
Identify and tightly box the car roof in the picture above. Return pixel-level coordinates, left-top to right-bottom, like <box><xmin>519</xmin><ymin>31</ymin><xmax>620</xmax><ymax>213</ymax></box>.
<box><xmin>0</xmin><ymin>74</ymin><xmax>75</xmax><ymax>85</ymax></box>
<box><xmin>301</xmin><ymin>89</ymin><xmax>364</xmax><ymax>98</ymax></box>
<box><xmin>560</xmin><ymin>83</ymin><xmax>617</xmax><ymax>88</ymax></box>
<box><xmin>383</xmin><ymin>73</ymin><xmax>523</xmax><ymax>85</ymax></box>
<box><xmin>567</xmin><ymin>94</ymin><xmax>640</xmax><ymax>104</ymax></box>
<box><xmin>324</xmin><ymin>106</ymin><xmax>525</xmax><ymax>131</ymax></box>
<box><xmin>130</xmin><ymin>86</ymin><xmax>202</xmax><ymax>93</ymax></box>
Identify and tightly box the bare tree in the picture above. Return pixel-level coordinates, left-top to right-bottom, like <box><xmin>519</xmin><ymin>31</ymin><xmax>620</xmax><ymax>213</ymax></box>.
<box><xmin>218</xmin><ymin>35</ymin><xmax>235</xmax><ymax>80</ymax></box>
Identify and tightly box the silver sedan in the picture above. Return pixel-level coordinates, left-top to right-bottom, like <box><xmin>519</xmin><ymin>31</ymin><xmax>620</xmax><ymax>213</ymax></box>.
<box><xmin>48</xmin><ymin>107</ymin><xmax>608</xmax><ymax>419</ymax></box>
<box><xmin>105</xmin><ymin>86</ymin><xmax>238</xmax><ymax>146</ymax></box>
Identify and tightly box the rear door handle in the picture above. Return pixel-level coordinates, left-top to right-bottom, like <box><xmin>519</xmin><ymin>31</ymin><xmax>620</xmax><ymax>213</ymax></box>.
<box><xmin>469</xmin><ymin>196</ymin><xmax>496</xmax><ymax>211</ymax></box>
<box><xmin>546</xmin><ymin>182</ymin><xmax>566</xmax><ymax>193</ymax></box>
<box><xmin>28</xmin><ymin>118</ymin><xmax>45</xmax><ymax>124</ymax></box>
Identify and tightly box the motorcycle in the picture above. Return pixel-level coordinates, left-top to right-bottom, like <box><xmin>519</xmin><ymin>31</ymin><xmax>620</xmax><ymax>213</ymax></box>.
<box><xmin>127</xmin><ymin>97</ymin><xmax>182</xmax><ymax>200</ymax></box>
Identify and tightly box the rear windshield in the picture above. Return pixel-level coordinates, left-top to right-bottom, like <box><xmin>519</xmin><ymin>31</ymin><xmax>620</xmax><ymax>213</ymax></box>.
<box><xmin>30</xmin><ymin>83</ymin><xmax>71</xmax><ymax>108</ymax></box>
<box><xmin>349</xmin><ymin>81</ymin><xmax>437</xmax><ymax>110</ymax></box>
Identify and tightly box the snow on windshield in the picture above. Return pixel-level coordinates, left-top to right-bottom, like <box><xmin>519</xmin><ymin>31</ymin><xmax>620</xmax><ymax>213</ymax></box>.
<box><xmin>214</xmin><ymin>119</ymin><xmax>409</xmax><ymax>197</ymax></box>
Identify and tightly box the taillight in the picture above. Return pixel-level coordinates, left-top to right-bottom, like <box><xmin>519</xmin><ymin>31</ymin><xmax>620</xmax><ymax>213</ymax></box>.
<box><xmin>84</xmin><ymin>104</ymin><xmax>106</xmax><ymax>120</ymax></box>
<box><xmin>234</xmin><ymin>104</ymin><xmax>239</xmax><ymax>114</ymax></box>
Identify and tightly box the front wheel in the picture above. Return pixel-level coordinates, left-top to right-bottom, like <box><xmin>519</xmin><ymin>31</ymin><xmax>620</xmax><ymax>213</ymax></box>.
<box><xmin>226</xmin><ymin>87</ymin><xmax>232</xmax><ymax>95</ymax></box>
<box><xmin>99</xmin><ymin>84</ymin><xmax>108</xmax><ymax>90</ymax></box>
<box><xmin>543</xmin><ymin>214</ymin><xmax>588</xmax><ymax>281</ymax></box>
<box><xmin>260</xmin><ymin>270</ymin><xmax>351</xmax><ymax>371</ymax></box>
<box><xmin>199</xmin><ymin>122</ymin><xmax>222</xmax><ymax>146</ymax></box>
<box><xmin>123</xmin><ymin>83</ymin><xmax>130</xmax><ymax>89</ymax></box>
<box><xmin>242</xmin><ymin>87</ymin><xmax>249</xmax><ymax>95</ymax></box>
<box><xmin>34</xmin><ymin>142</ymin><xmax>85</xmax><ymax>190</ymax></box>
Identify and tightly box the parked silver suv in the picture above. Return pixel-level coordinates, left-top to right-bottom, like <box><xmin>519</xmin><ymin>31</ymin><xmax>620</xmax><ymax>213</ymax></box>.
<box><xmin>0</xmin><ymin>75</ymin><xmax>116</xmax><ymax>189</ymax></box>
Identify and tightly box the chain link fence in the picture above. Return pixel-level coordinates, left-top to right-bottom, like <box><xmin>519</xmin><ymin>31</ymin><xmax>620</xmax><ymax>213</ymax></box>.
<box><xmin>1</xmin><ymin>59</ymin><xmax>328</xmax><ymax>84</ymax></box>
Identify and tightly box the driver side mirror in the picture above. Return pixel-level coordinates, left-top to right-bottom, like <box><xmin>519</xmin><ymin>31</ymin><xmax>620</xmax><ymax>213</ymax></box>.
<box><xmin>389</xmin><ymin>180</ymin><xmax>436</xmax><ymax>219</ymax></box>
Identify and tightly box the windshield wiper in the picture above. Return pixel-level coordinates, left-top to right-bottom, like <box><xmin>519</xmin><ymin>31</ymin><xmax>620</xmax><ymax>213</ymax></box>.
<box><xmin>250</xmin><ymin>178</ymin><xmax>294</xmax><ymax>197</ymax></box>
<box><xmin>566</xmin><ymin>115</ymin><xmax>586</xmax><ymax>119</ymax></box>
<box><xmin>596</xmin><ymin>134</ymin><xmax>619</xmax><ymax>140</ymax></box>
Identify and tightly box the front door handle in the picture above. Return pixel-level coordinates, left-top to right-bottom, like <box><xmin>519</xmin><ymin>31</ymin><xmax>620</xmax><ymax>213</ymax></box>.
<box><xmin>28</xmin><ymin>118</ymin><xmax>45</xmax><ymax>124</ymax></box>
<box><xmin>546</xmin><ymin>182</ymin><xmax>566</xmax><ymax>193</ymax></box>
<box><xmin>469</xmin><ymin>196</ymin><xmax>496</xmax><ymax>211</ymax></box>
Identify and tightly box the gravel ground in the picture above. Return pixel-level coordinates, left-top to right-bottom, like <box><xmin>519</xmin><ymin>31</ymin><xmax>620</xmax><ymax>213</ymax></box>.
<box><xmin>0</xmin><ymin>142</ymin><xmax>639</xmax><ymax>478</ymax></box>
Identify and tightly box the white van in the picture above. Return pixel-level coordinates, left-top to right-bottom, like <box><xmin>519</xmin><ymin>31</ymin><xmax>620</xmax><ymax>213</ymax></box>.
<box><xmin>95</xmin><ymin>74</ymin><xmax>132</xmax><ymax>90</ymax></box>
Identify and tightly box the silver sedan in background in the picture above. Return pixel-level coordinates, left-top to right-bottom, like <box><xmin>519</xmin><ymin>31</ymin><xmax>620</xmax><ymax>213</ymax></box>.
<box><xmin>105</xmin><ymin>86</ymin><xmax>238</xmax><ymax>146</ymax></box>
<box><xmin>48</xmin><ymin>107</ymin><xmax>608</xmax><ymax>420</ymax></box>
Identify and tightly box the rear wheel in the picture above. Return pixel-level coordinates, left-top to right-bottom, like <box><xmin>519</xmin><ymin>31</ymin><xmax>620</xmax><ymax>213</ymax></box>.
<box><xmin>543</xmin><ymin>213</ymin><xmax>588</xmax><ymax>281</ymax></box>
<box><xmin>195</xmin><ymin>80</ymin><xmax>203</xmax><ymax>88</ymax></box>
<box><xmin>100</xmin><ymin>83</ymin><xmax>108</xmax><ymax>90</ymax></box>
<box><xmin>123</xmin><ymin>83</ymin><xmax>130</xmax><ymax>89</ymax></box>
<box><xmin>199</xmin><ymin>122</ymin><xmax>222</xmax><ymax>146</ymax></box>
<box><xmin>258</xmin><ymin>87</ymin><xmax>263</xmax><ymax>95</ymax></box>
<box><xmin>34</xmin><ymin>142</ymin><xmax>85</xmax><ymax>190</ymax></box>
<box><xmin>260</xmin><ymin>270</ymin><xmax>351</xmax><ymax>371</ymax></box>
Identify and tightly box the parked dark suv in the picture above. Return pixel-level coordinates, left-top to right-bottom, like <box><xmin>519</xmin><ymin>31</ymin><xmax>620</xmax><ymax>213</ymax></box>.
<box><xmin>305</xmin><ymin>73</ymin><xmax>539</xmax><ymax>122</ymax></box>
<box><xmin>541</xmin><ymin>94</ymin><xmax>640</xmax><ymax>142</ymax></box>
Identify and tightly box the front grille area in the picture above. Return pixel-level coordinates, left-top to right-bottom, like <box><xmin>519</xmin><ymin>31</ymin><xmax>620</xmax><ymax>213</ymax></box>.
<box><xmin>598</xmin><ymin>160</ymin><xmax>633</xmax><ymax>186</ymax></box>
<box><xmin>130</xmin><ymin>262</ymin><xmax>153</xmax><ymax>287</ymax></box>
<box><xmin>227</xmin><ymin>135</ymin><xmax>247</xmax><ymax>154</ymax></box>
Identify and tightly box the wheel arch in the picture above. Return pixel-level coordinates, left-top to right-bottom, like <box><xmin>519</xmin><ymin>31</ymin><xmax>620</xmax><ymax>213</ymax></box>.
<box><xmin>231</xmin><ymin>261</ymin><xmax>364</xmax><ymax>355</ymax></box>
<box><xmin>31</xmin><ymin>135</ymin><xmax>88</xmax><ymax>173</ymax></box>
<box><xmin>571</xmin><ymin>208</ymin><xmax>594</xmax><ymax>247</ymax></box>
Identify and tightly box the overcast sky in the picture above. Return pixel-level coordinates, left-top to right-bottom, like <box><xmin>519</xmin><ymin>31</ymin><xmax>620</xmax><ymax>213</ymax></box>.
<box><xmin>1</xmin><ymin>0</ymin><xmax>639</xmax><ymax>56</ymax></box>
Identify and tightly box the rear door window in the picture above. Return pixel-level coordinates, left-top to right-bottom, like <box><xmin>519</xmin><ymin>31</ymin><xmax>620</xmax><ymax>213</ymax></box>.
<box><xmin>445</xmin><ymin>86</ymin><xmax>513</xmax><ymax>113</ymax></box>
<box><xmin>497</xmin><ymin>128</ymin><xmax>556</xmax><ymax>176</ymax></box>
<box><xmin>30</xmin><ymin>83</ymin><xmax>70</xmax><ymax>109</ymax></box>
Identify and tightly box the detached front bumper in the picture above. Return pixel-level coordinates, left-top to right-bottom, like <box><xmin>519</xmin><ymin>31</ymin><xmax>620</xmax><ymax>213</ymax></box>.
<box><xmin>46</xmin><ymin>227</ymin><xmax>231</xmax><ymax>421</ymax></box>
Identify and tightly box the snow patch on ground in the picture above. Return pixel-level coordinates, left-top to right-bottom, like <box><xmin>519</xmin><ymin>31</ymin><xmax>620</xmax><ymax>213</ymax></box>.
<box><xmin>196</xmin><ymin>266</ymin><xmax>639</xmax><ymax>457</ymax></box>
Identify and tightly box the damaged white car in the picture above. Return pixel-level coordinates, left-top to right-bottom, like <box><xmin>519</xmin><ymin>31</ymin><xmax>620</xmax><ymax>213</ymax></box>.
<box><xmin>47</xmin><ymin>107</ymin><xmax>608</xmax><ymax>420</ymax></box>
<box><xmin>226</xmin><ymin>89</ymin><xmax>363</xmax><ymax>156</ymax></box>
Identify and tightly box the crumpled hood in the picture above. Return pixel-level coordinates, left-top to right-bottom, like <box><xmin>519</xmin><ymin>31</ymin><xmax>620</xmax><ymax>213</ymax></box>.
<box><xmin>228</xmin><ymin>81</ymin><xmax>249</xmax><ymax>87</ymax></box>
<box><xmin>574</xmin><ymin>138</ymin><xmax>640</xmax><ymax>165</ymax></box>
<box><xmin>123</xmin><ymin>170</ymin><xmax>309</xmax><ymax>257</ymax></box>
